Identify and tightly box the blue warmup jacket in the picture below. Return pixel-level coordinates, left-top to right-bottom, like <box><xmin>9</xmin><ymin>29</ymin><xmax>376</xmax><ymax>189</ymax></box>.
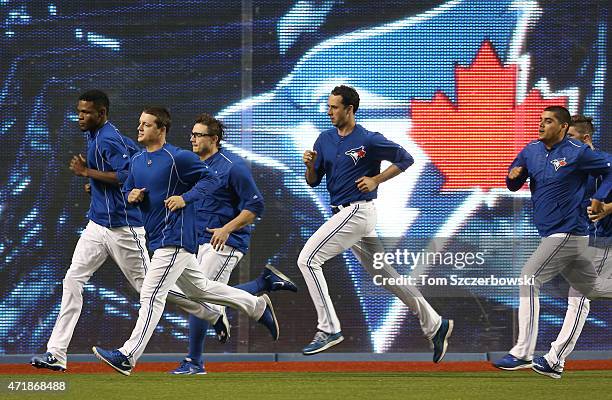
<box><xmin>124</xmin><ymin>143</ymin><xmax>218</xmax><ymax>254</ymax></box>
<box><xmin>507</xmin><ymin>137</ymin><xmax>612</xmax><ymax>237</ymax></box>
<box><xmin>197</xmin><ymin>150</ymin><xmax>264</xmax><ymax>254</ymax></box>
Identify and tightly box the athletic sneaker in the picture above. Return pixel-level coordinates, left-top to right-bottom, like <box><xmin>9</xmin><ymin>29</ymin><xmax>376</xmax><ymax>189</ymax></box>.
<box><xmin>169</xmin><ymin>358</ymin><xmax>207</xmax><ymax>375</ymax></box>
<box><xmin>213</xmin><ymin>309</ymin><xmax>230</xmax><ymax>344</ymax></box>
<box><xmin>302</xmin><ymin>331</ymin><xmax>344</xmax><ymax>355</ymax></box>
<box><xmin>262</xmin><ymin>265</ymin><xmax>298</xmax><ymax>292</ymax></box>
<box><xmin>431</xmin><ymin>319</ymin><xmax>454</xmax><ymax>363</ymax></box>
<box><xmin>531</xmin><ymin>356</ymin><xmax>562</xmax><ymax>379</ymax></box>
<box><xmin>492</xmin><ymin>354</ymin><xmax>532</xmax><ymax>370</ymax></box>
<box><xmin>92</xmin><ymin>347</ymin><xmax>132</xmax><ymax>376</ymax></box>
<box><xmin>257</xmin><ymin>294</ymin><xmax>280</xmax><ymax>340</ymax></box>
<box><xmin>30</xmin><ymin>352</ymin><xmax>66</xmax><ymax>372</ymax></box>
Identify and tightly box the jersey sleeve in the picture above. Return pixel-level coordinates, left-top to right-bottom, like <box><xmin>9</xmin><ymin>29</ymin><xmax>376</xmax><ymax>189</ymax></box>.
<box><xmin>228</xmin><ymin>162</ymin><xmax>265</xmax><ymax>217</ymax></box>
<box><xmin>308</xmin><ymin>136</ymin><xmax>326</xmax><ymax>187</ymax></box>
<box><xmin>122</xmin><ymin>157</ymin><xmax>137</xmax><ymax>201</ymax></box>
<box><xmin>368</xmin><ymin>133</ymin><xmax>414</xmax><ymax>170</ymax></box>
<box><xmin>175</xmin><ymin>151</ymin><xmax>219</xmax><ymax>204</ymax></box>
<box><xmin>577</xmin><ymin>147</ymin><xmax>612</xmax><ymax>201</ymax></box>
<box><xmin>98</xmin><ymin>136</ymin><xmax>132</xmax><ymax>184</ymax></box>
<box><xmin>506</xmin><ymin>149</ymin><xmax>529</xmax><ymax>191</ymax></box>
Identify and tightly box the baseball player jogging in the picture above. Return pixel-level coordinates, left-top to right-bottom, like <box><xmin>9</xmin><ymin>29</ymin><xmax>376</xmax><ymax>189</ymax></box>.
<box><xmin>92</xmin><ymin>107</ymin><xmax>279</xmax><ymax>376</ymax></box>
<box><xmin>170</xmin><ymin>113</ymin><xmax>297</xmax><ymax>375</ymax></box>
<box><xmin>299</xmin><ymin>85</ymin><xmax>452</xmax><ymax>361</ymax></box>
<box><xmin>529</xmin><ymin>115</ymin><xmax>612</xmax><ymax>379</ymax></box>
<box><xmin>31</xmin><ymin>91</ymin><xmax>227</xmax><ymax>372</ymax></box>
<box><xmin>493</xmin><ymin>106</ymin><xmax>612</xmax><ymax>371</ymax></box>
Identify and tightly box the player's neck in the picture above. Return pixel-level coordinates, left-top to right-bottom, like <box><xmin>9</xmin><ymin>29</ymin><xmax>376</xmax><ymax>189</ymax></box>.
<box><xmin>542</xmin><ymin>134</ymin><xmax>565</xmax><ymax>150</ymax></box>
<box><xmin>199</xmin><ymin>147</ymin><xmax>219</xmax><ymax>161</ymax></box>
<box><xmin>336</xmin><ymin>120</ymin><xmax>356</xmax><ymax>137</ymax></box>
<box><xmin>146</xmin><ymin>140</ymin><xmax>165</xmax><ymax>152</ymax></box>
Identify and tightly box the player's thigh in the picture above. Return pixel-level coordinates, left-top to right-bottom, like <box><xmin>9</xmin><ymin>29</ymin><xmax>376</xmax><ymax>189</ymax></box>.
<box><xmin>142</xmin><ymin>247</ymin><xmax>188</xmax><ymax>299</ymax></box>
<box><xmin>106</xmin><ymin>226</ymin><xmax>149</xmax><ymax>291</ymax></box>
<box><xmin>196</xmin><ymin>243</ymin><xmax>243</xmax><ymax>283</ymax></box>
<box><xmin>593</xmin><ymin>245</ymin><xmax>612</xmax><ymax>279</ymax></box>
<box><xmin>176</xmin><ymin>255</ymin><xmax>215</xmax><ymax>297</ymax></box>
<box><xmin>350</xmin><ymin>232</ymin><xmax>386</xmax><ymax>275</ymax></box>
<box><xmin>561</xmin><ymin>245</ymin><xmax>600</xmax><ymax>296</ymax></box>
<box><xmin>299</xmin><ymin>205</ymin><xmax>369</xmax><ymax>266</ymax></box>
<box><xmin>66</xmin><ymin>221</ymin><xmax>109</xmax><ymax>281</ymax></box>
<box><xmin>522</xmin><ymin>235</ymin><xmax>586</xmax><ymax>284</ymax></box>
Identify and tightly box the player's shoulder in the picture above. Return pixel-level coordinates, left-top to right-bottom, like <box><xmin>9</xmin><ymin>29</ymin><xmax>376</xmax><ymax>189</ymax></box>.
<box><xmin>165</xmin><ymin>143</ymin><xmax>199</xmax><ymax>162</ymax></box>
<box><xmin>565</xmin><ymin>137</ymin><xmax>588</xmax><ymax>150</ymax></box>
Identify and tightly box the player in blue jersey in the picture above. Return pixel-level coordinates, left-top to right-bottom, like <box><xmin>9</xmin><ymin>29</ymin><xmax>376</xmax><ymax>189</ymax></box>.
<box><xmin>300</xmin><ymin>85</ymin><xmax>452</xmax><ymax>361</ymax></box>
<box><xmin>92</xmin><ymin>107</ymin><xmax>279</xmax><ymax>376</ymax></box>
<box><xmin>170</xmin><ymin>113</ymin><xmax>297</xmax><ymax>375</ymax></box>
<box><xmin>494</xmin><ymin>106</ymin><xmax>612</xmax><ymax>371</ymax></box>
<box><xmin>30</xmin><ymin>91</ymin><xmax>230</xmax><ymax>372</ymax></box>
<box><xmin>530</xmin><ymin>115</ymin><xmax>612</xmax><ymax>378</ymax></box>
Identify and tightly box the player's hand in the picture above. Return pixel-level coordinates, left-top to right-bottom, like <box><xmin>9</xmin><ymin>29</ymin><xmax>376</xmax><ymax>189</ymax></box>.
<box><xmin>207</xmin><ymin>226</ymin><xmax>231</xmax><ymax>251</ymax></box>
<box><xmin>164</xmin><ymin>195</ymin><xmax>186</xmax><ymax>211</ymax></box>
<box><xmin>84</xmin><ymin>183</ymin><xmax>91</xmax><ymax>194</ymax></box>
<box><xmin>303</xmin><ymin>150</ymin><xmax>317</xmax><ymax>169</ymax></box>
<box><xmin>356</xmin><ymin>176</ymin><xmax>378</xmax><ymax>193</ymax></box>
<box><xmin>588</xmin><ymin>200</ymin><xmax>608</xmax><ymax>221</ymax></box>
<box><xmin>507</xmin><ymin>166</ymin><xmax>524</xmax><ymax>180</ymax></box>
<box><xmin>70</xmin><ymin>154</ymin><xmax>88</xmax><ymax>177</ymax></box>
<box><xmin>128</xmin><ymin>188</ymin><xmax>146</xmax><ymax>204</ymax></box>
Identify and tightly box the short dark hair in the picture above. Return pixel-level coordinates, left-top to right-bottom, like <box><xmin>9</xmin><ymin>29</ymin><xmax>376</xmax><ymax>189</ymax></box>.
<box><xmin>142</xmin><ymin>106</ymin><xmax>171</xmax><ymax>133</ymax></box>
<box><xmin>194</xmin><ymin>113</ymin><xmax>225</xmax><ymax>146</ymax></box>
<box><xmin>570</xmin><ymin>114</ymin><xmax>594</xmax><ymax>136</ymax></box>
<box><xmin>79</xmin><ymin>90</ymin><xmax>110</xmax><ymax>113</ymax></box>
<box><xmin>544</xmin><ymin>105</ymin><xmax>571</xmax><ymax>126</ymax></box>
<box><xmin>331</xmin><ymin>85</ymin><xmax>360</xmax><ymax>113</ymax></box>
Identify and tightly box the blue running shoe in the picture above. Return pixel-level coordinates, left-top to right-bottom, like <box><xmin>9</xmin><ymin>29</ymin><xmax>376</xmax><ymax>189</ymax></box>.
<box><xmin>492</xmin><ymin>354</ymin><xmax>532</xmax><ymax>370</ymax></box>
<box><xmin>263</xmin><ymin>265</ymin><xmax>298</xmax><ymax>292</ymax></box>
<box><xmin>30</xmin><ymin>352</ymin><xmax>66</xmax><ymax>372</ymax></box>
<box><xmin>92</xmin><ymin>347</ymin><xmax>132</xmax><ymax>376</ymax></box>
<box><xmin>431</xmin><ymin>319</ymin><xmax>454</xmax><ymax>363</ymax></box>
<box><xmin>169</xmin><ymin>358</ymin><xmax>207</xmax><ymax>375</ymax></box>
<box><xmin>531</xmin><ymin>356</ymin><xmax>562</xmax><ymax>379</ymax></box>
<box><xmin>302</xmin><ymin>331</ymin><xmax>344</xmax><ymax>355</ymax></box>
<box><xmin>213</xmin><ymin>310</ymin><xmax>230</xmax><ymax>344</ymax></box>
<box><xmin>257</xmin><ymin>294</ymin><xmax>280</xmax><ymax>340</ymax></box>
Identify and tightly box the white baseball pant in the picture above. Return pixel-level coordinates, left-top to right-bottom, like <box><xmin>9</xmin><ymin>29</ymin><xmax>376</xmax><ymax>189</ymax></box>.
<box><xmin>297</xmin><ymin>201</ymin><xmax>442</xmax><ymax>338</ymax></box>
<box><xmin>118</xmin><ymin>246</ymin><xmax>265</xmax><ymax>365</ymax></box>
<box><xmin>543</xmin><ymin>244</ymin><xmax>612</xmax><ymax>371</ymax></box>
<box><xmin>45</xmin><ymin>220</ymin><xmax>221</xmax><ymax>366</ymax></box>
<box><xmin>510</xmin><ymin>234</ymin><xmax>612</xmax><ymax>361</ymax></box>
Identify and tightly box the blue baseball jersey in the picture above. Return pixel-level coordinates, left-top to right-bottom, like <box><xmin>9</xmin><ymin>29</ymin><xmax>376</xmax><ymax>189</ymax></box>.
<box><xmin>310</xmin><ymin>124</ymin><xmax>414</xmax><ymax>205</ymax></box>
<box><xmin>507</xmin><ymin>137</ymin><xmax>612</xmax><ymax>237</ymax></box>
<box><xmin>86</xmin><ymin>121</ymin><xmax>143</xmax><ymax>228</ymax></box>
<box><xmin>123</xmin><ymin>143</ymin><xmax>218</xmax><ymax>254</ymax></box>
<box><xmin>196</xmin><ymin>150</ymin><xmax>264</xmax><ymax>254</ymax></box>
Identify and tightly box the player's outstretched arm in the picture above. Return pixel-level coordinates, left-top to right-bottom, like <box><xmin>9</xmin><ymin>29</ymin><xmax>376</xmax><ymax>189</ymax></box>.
<box><xmin>356</xmin><ymin>164</ymin><xmax>402</xmax><ymax>193</ymax></box>
<box><xmin>207</xmin><ymin>210</ymin><xmax>257</xmax><ymax>251</ymax></box>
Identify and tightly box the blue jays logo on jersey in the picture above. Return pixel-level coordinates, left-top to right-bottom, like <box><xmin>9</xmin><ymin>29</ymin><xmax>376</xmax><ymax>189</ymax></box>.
<box><xmin>345</xmin><ymin>146</ymin><xmax>366</xmax><ymax>165</ymax></box>
<box><xmin>551</xmin><ymin>158</ymin><xmax>567</xmax><ymax>171</ymax></box>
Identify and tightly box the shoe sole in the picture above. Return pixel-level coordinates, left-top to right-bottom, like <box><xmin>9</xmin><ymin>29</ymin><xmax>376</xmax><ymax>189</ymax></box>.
<box><xmin>92</xmin><ymin>347</ymin><xmax>131</xmax><ymax>376</ymax></box>
<box><xmin>302</xmin><ymin>335</ymin><xmax>345</xmax><ymax>356</ymax></box>
<box><xmin>434</xmin><ymin>319</ymin><xmax>454</xmax><ymax>363</ymax></box>
<box><xmin>170</xmin><ymin>370</ymin><xmax>208</xmax><ymax>375</ymax></box>
<box><xmin>494</xmin><ymin>363</ymin><xmax>533</xmax><ymax>371</ymax></box>
<box><xmin>531</xmin><ymin>366</ymin><xmax>561</xmax><ymax>379</ymax></box>
<box><xmin>261</xmin><ymin>294</ymin><xmax>280</xmax><ymax>340</ymax></box>
<box><xmin>265</xmin><ymin>265</ymin><xmax>298</xmax><ymax>292</ymax></box>
<box><xmin>31</xmin><ymin>360</ymin><xmax>66</xmax><ymax>372</ymax></box>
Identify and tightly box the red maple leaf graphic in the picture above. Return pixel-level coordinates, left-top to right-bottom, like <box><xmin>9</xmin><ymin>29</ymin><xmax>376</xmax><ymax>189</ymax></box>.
<box><xmin>410</xmin><ymin>41</ymin><xmax>568</xmax><ymax>190</ymax></box>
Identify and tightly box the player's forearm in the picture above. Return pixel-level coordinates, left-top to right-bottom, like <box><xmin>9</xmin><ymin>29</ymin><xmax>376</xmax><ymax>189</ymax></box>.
<box><xmin>86</xmin><ymin>169</ymin><xmax>120</xmax><ymax>185</ymax></box>
<box><xmin>305</xmin><ymin>167</ymin><xmax>319</xmax><ymax>186</ymax></box>
<box><xmin>372</xmin><ymin>164</ymin><xmax>402</xmax><ymax>185</ymax></box>
<box><xmin>223</xmin><ymin>210</ymin><xmax>257</xmax><ymax>232</ymax></box>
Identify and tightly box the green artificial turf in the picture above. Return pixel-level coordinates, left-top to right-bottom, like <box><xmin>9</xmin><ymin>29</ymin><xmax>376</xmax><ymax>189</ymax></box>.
<box><xmin>2</xmin><ymin>371</ymin><xmax>611</xmax><ymax>400</ymax></box>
